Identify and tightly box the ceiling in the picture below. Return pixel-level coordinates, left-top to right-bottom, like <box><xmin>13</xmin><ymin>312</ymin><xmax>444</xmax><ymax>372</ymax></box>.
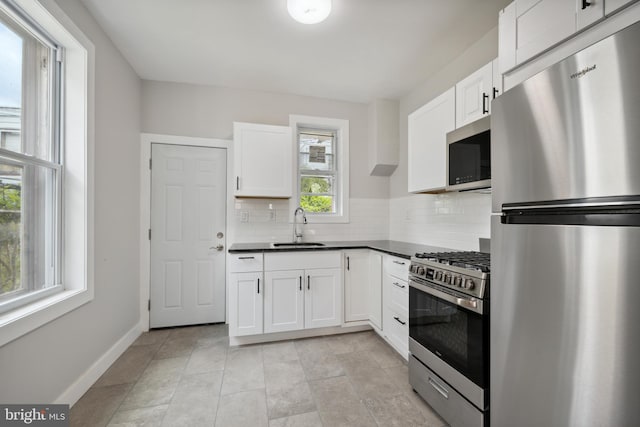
<box><xmin>80</xmin><ymin>0</ymin><xmax>511</xmax><ymax>104</ymax></box>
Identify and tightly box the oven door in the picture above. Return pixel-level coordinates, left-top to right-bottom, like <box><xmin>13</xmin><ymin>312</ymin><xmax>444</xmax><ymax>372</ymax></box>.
<box><xmin>409</xmin><ymin>277</ymin><xmax>488</xmax><ymax>390</ymax></box>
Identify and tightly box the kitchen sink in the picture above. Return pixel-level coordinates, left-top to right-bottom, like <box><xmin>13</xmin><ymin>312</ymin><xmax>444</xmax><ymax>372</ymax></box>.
<box><xmin>270</xmin><ymin>242</ymin><xmax>326</xmax><ymax>248</ymax></box>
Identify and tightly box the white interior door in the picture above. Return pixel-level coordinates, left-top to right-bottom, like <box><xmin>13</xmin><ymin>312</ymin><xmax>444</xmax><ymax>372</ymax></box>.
<box><xmin>150</xmin><ymin>144</ymin><xmax>226</xmax><ymax>328</ymax></box>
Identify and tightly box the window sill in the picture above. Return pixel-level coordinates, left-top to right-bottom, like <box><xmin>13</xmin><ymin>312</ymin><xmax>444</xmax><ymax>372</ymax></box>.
<box><xmin>0</xmin><ymin>287</ymin><xmax>92</xmax><ymax>347</ymax></box>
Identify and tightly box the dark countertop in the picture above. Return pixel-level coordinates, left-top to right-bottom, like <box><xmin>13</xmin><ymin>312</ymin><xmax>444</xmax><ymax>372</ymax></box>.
<box><xmin>228</xmin><ymin>240</ymin><xmax>453</xmax><ymax>259</ymax></box>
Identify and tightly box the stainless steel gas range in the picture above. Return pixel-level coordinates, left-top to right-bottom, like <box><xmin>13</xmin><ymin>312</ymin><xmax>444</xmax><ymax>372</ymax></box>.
<box><xmin>408</xmin><ymin>251</ymin><xmax>490</xmax><ymax>427</ymax></box>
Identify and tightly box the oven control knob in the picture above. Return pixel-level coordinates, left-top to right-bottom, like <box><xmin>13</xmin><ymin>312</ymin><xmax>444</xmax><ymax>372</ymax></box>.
<box><xmin>417</xmin><ymin>266</ymin><xmax>426</xmax><ymax>276</ymax></box>
<box><xmin>409</xmin><ymin>265</ymin><xmax>416</xmax><ymax>273</ymax></box>
<box><xmin>443</xmin><ymin>273</ymin><xmax>451</xmax><ymax>283</ymax></box>
<box><xmin>453</xmin><ymin>276</ymin><xmax>462</xmax><ymax>287</ymax></box>
<box><xmin>464</xmin><ymin>279</ymin><xmax>476</xmax><ymax>290</ymax></box>
<box><xmin>435</xmin><ymin>271</ymin><xmax>443</xmax><ymax>281</ymax></box>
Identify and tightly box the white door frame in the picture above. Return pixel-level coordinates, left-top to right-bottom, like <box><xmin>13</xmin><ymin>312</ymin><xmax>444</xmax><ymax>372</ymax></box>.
<box><xmin>139</xmin><ymin>133</ymin><xmax>233</xmax><ymax>330</ymax></box>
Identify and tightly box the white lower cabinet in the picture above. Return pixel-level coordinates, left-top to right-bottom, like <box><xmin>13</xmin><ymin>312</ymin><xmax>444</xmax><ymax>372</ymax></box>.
<box><xmin>382</xmin><ymin>254</ymin><xmax>410</xmax><ymax>359</ymax></box>
<box><xmin>344</xmin><ymin>250</ymin><xmax>371</xmax><ymax>323</ymax></box>
<box><xmin>368</xmin><ymin>251</ymin><xmax>383</xmax><ymax>330</ymax></box>
<box><xmin>305</xmin><ymin>268</ymin><xmax>342</xmax><ymax>329</ymax></box>
<box><xmin>262</xmin><ymin>251</ymin><xmax>343</xmax><ymax>333</ymax></box>
<box><xmin>229</xmin><ymin>272</ymin><xmax>263</xmax><ymax>336</ymax></box>
<box><xmin>264</xmin><ymin>270</ymin><xmax>304</xmax><ymax>333</ymax></box>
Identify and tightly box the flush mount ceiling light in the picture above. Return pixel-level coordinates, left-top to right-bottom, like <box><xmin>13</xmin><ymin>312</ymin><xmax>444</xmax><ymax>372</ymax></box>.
<box><xmin>287</xmin><ymin>0</ymin><xmax>332</xmax><ymax>24</ymax></box>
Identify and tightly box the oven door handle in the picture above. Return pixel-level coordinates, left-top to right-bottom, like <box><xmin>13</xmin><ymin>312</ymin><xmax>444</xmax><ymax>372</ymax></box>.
<box><xmin>409</xmin><ymin>279</ymin><xmax>484</xmax><ymax>315</ymax></box>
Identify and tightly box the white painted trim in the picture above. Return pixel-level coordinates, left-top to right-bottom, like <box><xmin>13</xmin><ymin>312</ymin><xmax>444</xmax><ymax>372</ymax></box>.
<box><xmin>0</xmin><ymin>0</ymin><xmax>95</xmax><ymax>347</ymax></box>
<box><xmin>55</xmin><ymin>320</ymin><xmax>144</xmax><ymax>407</ymax></box>
<box><xmin>229</xmin><ymin>323</ymin><xmax>370</xmax><ymax>346</ymax></box>
<box><xmin>288</xmin><ymin>115</ymin><xmax>350</xmax><ymax>224</ymax></box>
<box><xmin>139</xmin><ymin>133</ymin><xmax>233</xmax><ymax>331</ymax></box>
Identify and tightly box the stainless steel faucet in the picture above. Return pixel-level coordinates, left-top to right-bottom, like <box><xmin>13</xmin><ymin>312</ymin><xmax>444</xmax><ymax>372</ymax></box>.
<box><xmin>293</xmin><ymin>206</ymin><xmax>307</xmax><ymax>243</ymax></box>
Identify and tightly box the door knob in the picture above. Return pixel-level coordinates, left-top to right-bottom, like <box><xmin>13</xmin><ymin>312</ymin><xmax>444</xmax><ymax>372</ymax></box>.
<box><xmin>210</xmin><ymin>244</ymin><xmax>224</xmax><ymax>251</ymax></box>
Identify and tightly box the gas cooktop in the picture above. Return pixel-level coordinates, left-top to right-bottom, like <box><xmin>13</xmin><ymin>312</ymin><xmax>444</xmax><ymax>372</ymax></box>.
<box><xmin>410</xmin><ymin>251</ymin><xmax>490</xmax><ymax>299</ymax></box>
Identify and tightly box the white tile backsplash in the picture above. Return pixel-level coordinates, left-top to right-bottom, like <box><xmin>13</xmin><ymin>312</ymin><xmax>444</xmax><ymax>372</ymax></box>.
<box><xmin>231</xmin><ymin>198</ymin><xmax>390</xmax><ymax>243</ymax></box>
<box><xmin>388</xmin><ymin>192</ymin><xmax>491</xmax><ymax>251</ymax></box>
<box><xmin>230</xmin><ymin>193</ymin><xmax>491</xmax><ymax>250</ymax></box>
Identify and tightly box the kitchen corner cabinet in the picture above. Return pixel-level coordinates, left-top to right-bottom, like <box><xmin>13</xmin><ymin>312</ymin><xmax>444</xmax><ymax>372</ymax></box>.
<box><xmin>233</xmin><ymin>122</ymin><xmax>293</xmax><ymax>198</ymax></box>
<box><xmin>407</xmin><ymin>87</ymin><xmax>455</xmax><ymax>193</ymax></box>
<box><xmin>368</xmin><ymin>251</ymin><xmax>383</xmax><ymax>330</ymax></box>
<box><xmin>344</xmin><ymin>250</ymin><xmax>371</xmax><ymax>323</ymax></box>
<box><xmin>499</xmin><ymin>0</ymin><xmax>606</xmax><ymax>73</ymax></box>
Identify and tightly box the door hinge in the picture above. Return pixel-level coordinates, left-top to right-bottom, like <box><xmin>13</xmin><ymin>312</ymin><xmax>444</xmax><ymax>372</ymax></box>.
<box><xmin>149</xmin><ymin>158</ymin><xmax>152</xmax><ymax>170</ymax></box>
<box><xmin>55</xmin><ymin>48</ymin><xmax>64</xmax><ymax>63</ymax></box>
<box><xmin>148</xmin><ymin>300</ymin><xmax>151</xmax><ymax>311</ymax></box>
<box><xmin>148</xmin><ymin>229</ymin><xmax>151</xmax><ymax>240</ymax></box>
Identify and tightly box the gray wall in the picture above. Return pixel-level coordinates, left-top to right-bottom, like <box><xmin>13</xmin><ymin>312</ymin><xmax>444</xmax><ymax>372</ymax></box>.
<box><xmin>142</xmin><ymin>81</ymin><xmax>389</xmax><ymax>199</ymax></box>
<box><xmin>0</xmin><ymin>0</ymin><xmax>141</xmax><ymax>403</ymax></box>
<box><xmin>390</xmin><ymin>27</ymin><xmax>499</xmax><ymax>198</ymax></box>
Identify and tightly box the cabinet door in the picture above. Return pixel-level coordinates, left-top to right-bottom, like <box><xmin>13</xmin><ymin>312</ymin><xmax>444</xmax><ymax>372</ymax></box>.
<box><xmin>264</xmin><ymin>270</ymin><xmax>304</xmax><ymax>333</ymax></box>
<box><xmin>407</xmin><ymin>87</ymin><xmax>455</xmax><ymax>193</ymax></box>
<box><xmin>455</xmin><ymin>61</ymin><xmax>493</xmax><ymax>127</ymax></box>
<box><xmin>491</xmin><ymin>58</ymin><xmax>503</xmax><ymax>101</ymax></box>
<box><xmin>605</xmin><ymin>0</ymin><xmax>636</xmax><ymax>15</ymax></box>
<box><xmin>305</xmin><ymin>268</ymin><xmax>342</xmax><ymax>329</ymax></box>
<box><xmin>229</xmin><ymin>272</ymin><xmax>263</xmax><ymax>336</ymax></box>
<box><xmin>344</xmin><ymin>251</ymin><xmax>370</xmax><ymax>323</ymax></box>
<box><xmin>513</xmin><ymin>0</ymin><xmax>576</xmax><ymax>65</ymax></box>
<box><xmin>233</xmin><ymin>122</ymin><xmax>293</xmax><ymax>198</ymax></box>
<box><xmin>368</xmin><ymin>252</ymin><xmax>383</xmax><ymax>330</ymax></box>
<box><xmin>576</xmin><ymin>0</ymin><xmax>604</xmax><ymax>29</ymax></box>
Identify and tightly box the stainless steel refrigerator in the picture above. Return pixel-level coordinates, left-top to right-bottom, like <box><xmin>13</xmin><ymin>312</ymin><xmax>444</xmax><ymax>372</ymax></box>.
<box><xmin>490</xmin><ymin>19</ymin><xmax>640</xmax><ymax>427</ymax></box>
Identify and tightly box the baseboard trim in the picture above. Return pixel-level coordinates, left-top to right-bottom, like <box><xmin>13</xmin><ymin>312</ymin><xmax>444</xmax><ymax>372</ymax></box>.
<box><xmin>55</xmin><ymin>320</ymin><xmax>144</xmax><ymax>406</ymax></box>
<box><xmin>229</xmin><ymin>324</ymin><xmax>372</xmax><ymax>346</ymax></box>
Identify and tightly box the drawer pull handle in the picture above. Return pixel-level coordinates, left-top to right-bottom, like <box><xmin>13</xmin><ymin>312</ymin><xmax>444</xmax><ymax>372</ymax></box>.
<box><xmin>392</xmin><ymin>260</ymin><xmax>406</xmax><ymax>265</ymax></box>
<box><xmin>393</xmin><ymin>316</ymin><xmax>406</xmax><ymax>325</ymax></box>
<box><xmin>393</xmin><ymin>282</ymin><xmax>406</xmax><ymax>289</ymax></box>
<box><xmin>428</xmin><ymin>377</ymin><xmax>449</xmax><ymax>399</ymax></box>
<box><xmin>238</xmin><ymin>256</ymin><xmax>255</xmax><ymax>260</ymax></box>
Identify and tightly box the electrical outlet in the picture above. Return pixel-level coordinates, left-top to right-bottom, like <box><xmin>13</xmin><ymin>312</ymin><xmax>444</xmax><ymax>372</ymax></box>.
<box><xmin>240</xmin><ymin>211</ymin><xmax>249</xmax><ymax>222</ymax></box>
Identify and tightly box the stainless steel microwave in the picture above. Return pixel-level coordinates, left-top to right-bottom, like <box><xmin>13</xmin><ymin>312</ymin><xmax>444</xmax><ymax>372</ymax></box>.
<box><xmin>446</xmin><ymin>116</ymin><xmax>491</xmax><ymax>192</ymax></box>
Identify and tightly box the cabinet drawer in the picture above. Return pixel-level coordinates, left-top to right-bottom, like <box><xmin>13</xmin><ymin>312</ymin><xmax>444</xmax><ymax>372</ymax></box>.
<box><xmin>384</xmin><ymin>255</ymin><xmax>409</xmax><ymax>281</ymax></box>
<box><xmin>265</xmin><ymin>251</ymin><xmax>341</xmax><ymax>271</ymax></box>
<box><xmin>389</xmin><ymin>278</ymin><xmax>409</xmax><ymax>315</ymax></box>
<box><xmin>229</xmin><ymin>253</ymin><xmax>263</xmax><ymax>272</ymax></box>
<box><xmin>385</xmin><ymin>306</ymin><xmax>409</xmax><ymax>359</ymax></box>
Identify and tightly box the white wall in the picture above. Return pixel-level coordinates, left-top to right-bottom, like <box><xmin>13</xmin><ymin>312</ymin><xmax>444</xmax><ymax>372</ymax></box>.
<box><xmin>0</xmin><ymin>0</ymin><xmax>141</xmax><ymax>404</ymax></box>
<box><xmin>388</xmin><ymin>28</ymin><xmax>498</xmax><ymax>250</ymax></box>
<box><xmin>141</xmin><ymin>81</ymin><xmax>389</xmax><ymax>201</ymax></box>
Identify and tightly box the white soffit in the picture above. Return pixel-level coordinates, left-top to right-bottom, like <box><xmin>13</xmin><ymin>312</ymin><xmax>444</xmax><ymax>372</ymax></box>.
<box><xmin>81</xmin><ymin>0</ymin><xmax>511</xmax><ymax>103</ymax></box>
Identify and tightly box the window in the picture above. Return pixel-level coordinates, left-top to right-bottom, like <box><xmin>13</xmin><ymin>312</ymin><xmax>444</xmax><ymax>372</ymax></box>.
<box><xmin>0</xmin><ymin>4</ymin><xmax>62</xmax><ymax>313</ymax></box>
<box><xmin>0</xmin><ymin>0</ymin><xmax>93</xmax><ymax>347</ymax></box>
<box><xmin>298</xmin><ymin>128</ymin><xmax>337</xmax><ymax>214</ymax></box>
<box><xmin>290</xmin><ymin>115</ymin><xmax>349</xmax><ymax>223</ymax></box>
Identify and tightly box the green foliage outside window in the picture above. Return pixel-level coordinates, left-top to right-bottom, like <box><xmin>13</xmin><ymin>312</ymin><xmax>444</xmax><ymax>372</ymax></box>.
<box><xmin>0</xmin><ymin>182</ymin><xmax>21</xmax><ymax>294</ymax></box>
<box><xmin>300</xmin><ymin>176</ymin><xmax>333</xmax><ymax>213</ymax></box>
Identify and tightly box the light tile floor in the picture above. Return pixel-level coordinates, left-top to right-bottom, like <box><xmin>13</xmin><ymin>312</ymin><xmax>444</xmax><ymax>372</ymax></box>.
<box><xmin>70</xmin><ymin>324</ymin><xmax>448</xmax><ymax>427</ymax></box>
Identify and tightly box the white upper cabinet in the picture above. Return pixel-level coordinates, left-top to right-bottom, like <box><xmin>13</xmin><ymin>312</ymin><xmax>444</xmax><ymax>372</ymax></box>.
<box><xmin>233</xmin><ymin>122</ymin><xmax>293</xmax><ymax>198</ymax></box>
<box><xmin>407</xmin><ymin>87</ymin><xmax>455</xmax><ymax>193</ymax></box>
<box><xmin>499</xmin><ymin>0</ymin><xmax>609</xmax><ymax>73</ymax></box>
<box><xmin>577</xmin><ymin>0</ymin><xmax>604</xmax><ymax>30</ymax></box>
<box><xmin>455</xmin><ymin>61</ymin><xmax>494</xmax><ymax>127</ymax></box>
<box><xmin>605</xmin><ymin>0</ymin><xmax>637</xmax><ymax>15</ymax></box>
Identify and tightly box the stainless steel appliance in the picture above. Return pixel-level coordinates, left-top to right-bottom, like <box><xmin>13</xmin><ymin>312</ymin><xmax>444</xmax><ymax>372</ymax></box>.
<box><xmin>491</xmin><ymin>19</ymin><xmax>640</xmax><ymax>427</ymax></box>
<box><xmin>408</xmin><ymin>251</ymin><xmax>490</xmax><ymax>427</ymax></box>
<box><xmin>446</xmin><ymin>116</ymin><xmax>491</xmax><ymax>192</ymax></box>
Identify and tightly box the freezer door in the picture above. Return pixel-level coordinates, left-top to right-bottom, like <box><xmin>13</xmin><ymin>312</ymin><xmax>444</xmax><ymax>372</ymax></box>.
<box><xmin>490</xmin><ymin>216</ymin><xmax>640</xmax><ymax>427</ymax></box>
<box><xmin>491</xmin><ymin>19</ymin><xmax>640</xmax><ymax>211</ymax></box>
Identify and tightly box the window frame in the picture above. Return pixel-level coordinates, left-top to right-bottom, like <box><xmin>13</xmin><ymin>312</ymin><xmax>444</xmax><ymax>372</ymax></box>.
<box><xmin>0</xmin><ymin>0</ymin><xmax>94</xmax><ymax>347</ymax></box>
<box><xmin>289</xmin><ymin>115</ymin><xmax>349</xmax><ymax>224</ymax></box>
